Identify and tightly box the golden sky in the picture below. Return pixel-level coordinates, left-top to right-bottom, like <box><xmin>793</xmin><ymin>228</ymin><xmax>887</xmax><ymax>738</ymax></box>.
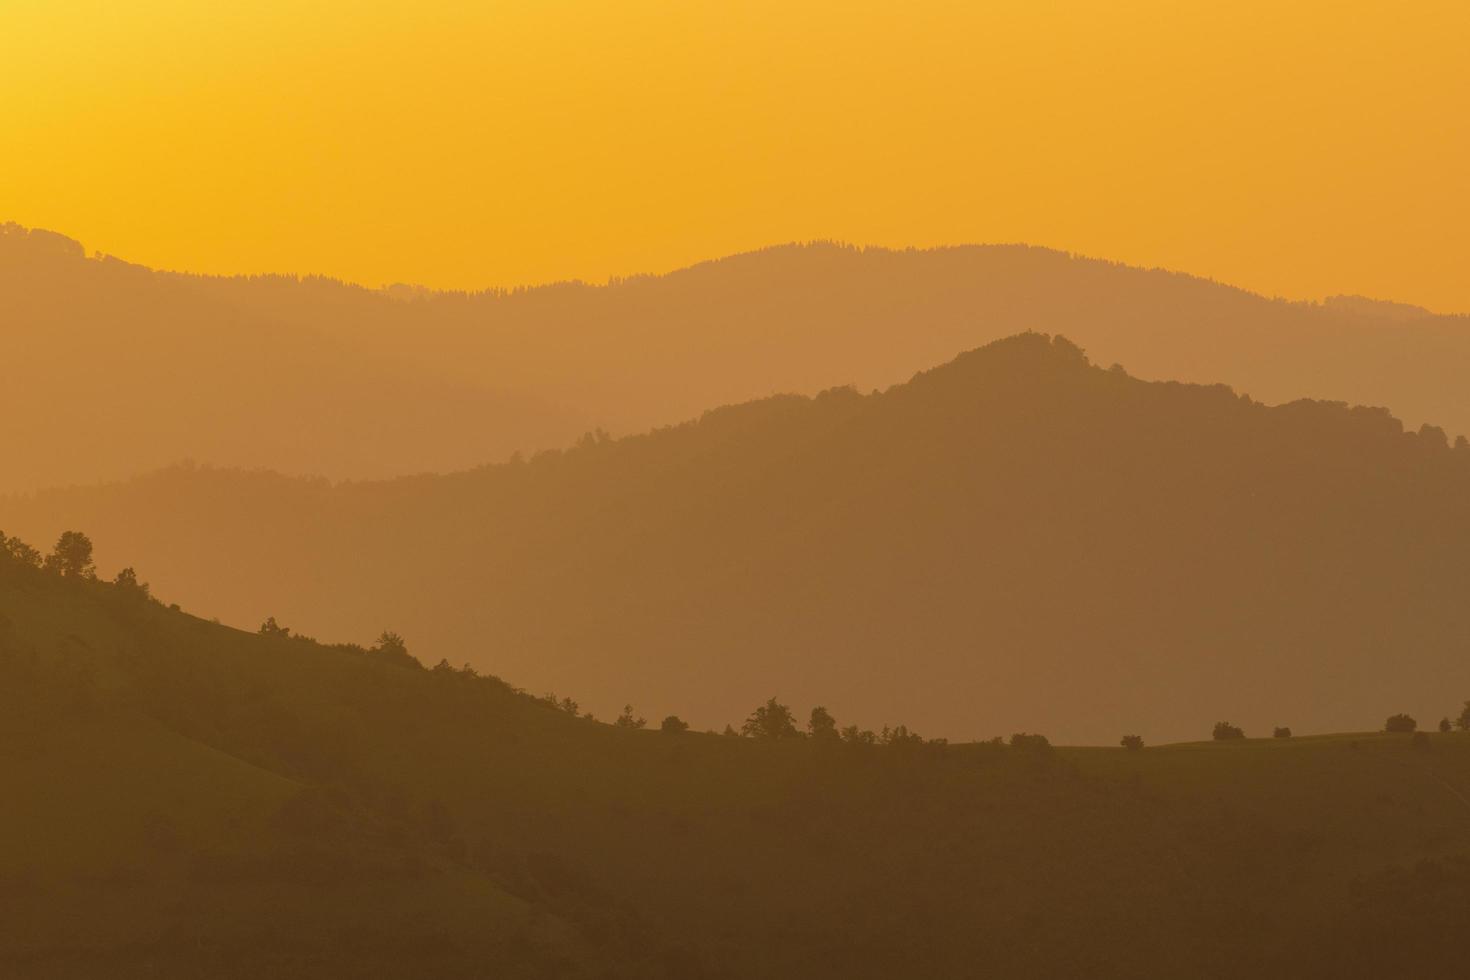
<box><xmin>4</xmin><ymin>0</ymin><xmax>1468</xmax><ymax>310</ymax></box>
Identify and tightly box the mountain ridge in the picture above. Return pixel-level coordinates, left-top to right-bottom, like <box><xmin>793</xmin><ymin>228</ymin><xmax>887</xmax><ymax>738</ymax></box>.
<box><xmin>7</xmin><ymin>220</ymin><xmax>1470</xmax><ymax>496</ymax></box>
<box><xmin>8</xmin><ymin>333</ymin><xmax>1469</xmax><ymax>745</ymax></box>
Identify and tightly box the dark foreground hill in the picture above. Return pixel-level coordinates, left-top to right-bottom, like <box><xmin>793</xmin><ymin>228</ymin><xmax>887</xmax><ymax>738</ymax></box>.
<box><xmin>6</xmin><ymin>222</ymin><xmax>1470</xmax><ymax>494</ymax></box>
<box><xmin>8</xmin><ymin>333</ymin><xmax>1470</xmax><ymax>744</ymax></box>
<box><xmin>3</xmin><ymin>547</ymin><xmax>1469</xmax><ymax>979</ymax></box>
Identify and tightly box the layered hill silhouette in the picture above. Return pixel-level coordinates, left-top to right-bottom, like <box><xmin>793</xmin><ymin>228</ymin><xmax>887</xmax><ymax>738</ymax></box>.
<box><xmin>9</xmin><ymin>333</ymin><xmax>1470</xmax><ymax>744</ymax></box>
<box><xmin>6</xmin><ymin>221</ymin><xmax>1470</xmax><ymax>494</ymax></box>
<box><xmin>4</xmin><ymin>534</ymin><xmax>1469</xmax><ymax>978</ymax></box>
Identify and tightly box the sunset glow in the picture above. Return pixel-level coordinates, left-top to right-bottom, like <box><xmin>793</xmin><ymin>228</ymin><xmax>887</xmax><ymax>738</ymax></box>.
<box><xmin>5</xmin><ymin>0</ymin><xmax>1468</xmax><ymax>308</ymax></box>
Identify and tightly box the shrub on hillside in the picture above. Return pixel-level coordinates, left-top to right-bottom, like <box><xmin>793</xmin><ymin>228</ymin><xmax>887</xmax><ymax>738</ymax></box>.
<box><xmin>368</xmin><ymin>630</ymin><xmax>418</xmax><ymax>669</ymax></box>
<box><xmin>660</xmin><ymin>715</ymin><xmax>689</xmax><ymax>735</ymax></box>
<box><xmin>1009</xmin><ymin>732</ymin><xmax>1053</xmax><ymax>754</ymax></box>
<box><xmin>615</xmin><ymin>704</ymin><xmax>647</xmax><ymax>730</ymax></box>
<box><xmin>259</xmin><ymin>616</ymin><xmax>291</xmax><ymax>638</ymax></box>
<box><xmin>1212</xmin><ymin>721</ymin><xmax>1245</xmax><ymax>740</ymax></box>
<box><xmin>1120</xmin><ymin>734</ymin><xmax>1144</xmax><ymax>751</ymax></box>
<box><xmin>112</xmin><ymin>566</ymin><xmax>150</xmax><ymax>599</ymax></box>
<box><xmin>1385</xmin><ymin>713</ymin><xmax>1417</xmax><ymax>733</ymax></box>
<box><xmin>1273</xmin><ymin>727</ymin><xmax>1292</xmax><ymax>739</ymax></box>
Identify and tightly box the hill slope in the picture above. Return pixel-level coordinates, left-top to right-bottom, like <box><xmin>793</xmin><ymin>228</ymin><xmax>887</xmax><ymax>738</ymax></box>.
<box><xmin>8</xmin><ymin>334</ymin><xmax>1470</xmax><ymax>744</ymax></box>
<box><xmin>3</xmin><ymin>540</ymin><xmax>1469</xmax><ymax>978</ymax></box>
<box><xmin>6</xmin><ymin>223</ymin><xmax>1470</xmax><ymax>493</ymax></box>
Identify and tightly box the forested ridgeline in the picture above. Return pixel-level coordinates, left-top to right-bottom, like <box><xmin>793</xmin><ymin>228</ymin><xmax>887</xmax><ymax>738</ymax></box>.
<box><xmin>10</xmin><ymin>333</ymin><xmax>1470</xmax><ymax>744</ymax></box>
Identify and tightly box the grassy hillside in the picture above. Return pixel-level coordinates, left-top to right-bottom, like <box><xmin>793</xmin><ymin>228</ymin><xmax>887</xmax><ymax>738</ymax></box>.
<box><xmin>7</xmin><ymin>222</ymin><xmax>1470</xmax><ymax>494</ymax></box>
<box><xmin>3</xmin><ymin>540</ymin><xmax>1469</xmax><ymax>978</ymax></box>
<box><xmin>11</xmin><ymin>333</ymin><xmax>1470</xmax><ymax>744</ymax></box>
<box><xmin>0</xmin><ymin>569</ymin><xmax>595</xmax><ymax>977</ymax></box>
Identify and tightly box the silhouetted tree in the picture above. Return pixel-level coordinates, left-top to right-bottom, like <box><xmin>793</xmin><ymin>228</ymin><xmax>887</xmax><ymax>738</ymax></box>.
<box><xmin>259</xmin><ymin>617</ymin><xmax>291</xmax><ymax>638</ymax></box>
<box><xmin>369</xmin><ymin>630</ymin><xmax>417</xmax><ymax>668</ymax></box>
<box><xmin>1458</xmin><ymin>701</ymin><xmax>1470</xmax><ymax>732</ymax></box>
<box><xmin>808</xmin><ymin>706</ymin><xmax>838</xmax><ymax>739</ymax></box>
<box><xmin>1385</xmin><ymin>713</ymin><xmax>1417</xmax><ymax>733</ymax></box>
<box><xmin>741</xmin><ymin>697</ymin><xmax>799</xmax><ymax>739</ymax></box>
<box><xmin>375</xmin><ymin>630</ymin><xmax>407</xmax><ymax>656</ymax></box>
<box><xmin>721</xmin><ymin>724</ymin><xmax>738</xmax><ymax>737</ymax></box>
<box><xmin>660</xmin><ymin>715</ymin><xmax>689</xmax><ymax>735</ymax></box>
<box><xmin>1212</xmin><ymin>721</ymin><xmax>1245</xmax><ymax>740</ymax></box>
<box><xmin>840</xmin><ymin>725</ymin><xmax>876</xmax><ymax>745</ymax></box>
<box><xmin>879</xmin><ymin>724</ymin><xmax>925</xmax><ymax>747</ymax></box>
<box><xmin>45</xmin><ymin>530</ymin><xmax>94</xmax><ymax>578</ymax></box>
<box><xmin>615</xmin><ymin>704</ymin><xmax>647</xmax><ymax>729</ymax></box>
<box><xmin>2</xmin><ymin>534</ymin><xmax>41</xmax><ymax>569</ymax></box>
<box><xmin>1273</xmin><ymin>727</ymin><xmax>1292</xmax><ymax>739</ymax></box>
<box><xmin>1439</xmin><ymin>717</ymin><xmax>1452</xmax><ymax>734</ymax></box>
<box><xmin>1120</xmin><ymin>734</ymin><xmax>1144</xmax><ymax>751</ymax></box>
<box><xmin>113</xmin><ymin>566</ymin><xmax>150</xmax><ymax>598</ymax></box>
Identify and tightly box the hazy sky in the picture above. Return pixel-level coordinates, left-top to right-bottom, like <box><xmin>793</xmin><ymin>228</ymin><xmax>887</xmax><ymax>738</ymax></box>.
<box><xmin>4</xmin><ymin>1</ymin><xmax>1467</xmax><ymax>310</ymax></box>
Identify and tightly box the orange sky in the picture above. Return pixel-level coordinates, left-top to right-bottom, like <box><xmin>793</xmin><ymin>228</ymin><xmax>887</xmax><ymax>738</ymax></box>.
<box><xmin>3</xmin><ymin>0</ymin><xmax>1468</xmax><ymax>311</ymax></box>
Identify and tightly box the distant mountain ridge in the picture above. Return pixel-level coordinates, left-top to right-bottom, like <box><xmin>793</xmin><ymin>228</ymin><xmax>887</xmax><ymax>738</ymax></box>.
<box><xmin>8</xmin><ymin>333</ymin><xmax>1470</xmax><ymax>744</ymax></box>
<box><xmin>1322</xmin><ymin>294</ymin><xmax>1434</xmax><ymax>321</ymax></box>
<box><xmin>5</xmin><ymin>221</ymin><xmax>1470</xmax><ymax>494</ymax></box>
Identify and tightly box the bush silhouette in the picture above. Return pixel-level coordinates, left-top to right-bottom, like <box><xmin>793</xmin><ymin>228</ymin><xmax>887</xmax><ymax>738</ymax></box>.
<box><xmin>1385</xmin><ymin>713</ymin><xmax>1417</xmax><ymax>733</ymax></box>
<box><xmin>1439</xmin><ymin>717</ymin><xmax>1452</xmax><ymax>734</ymax></box>
<box><xmin>1212</xmin><ymin>722</ymin><xmax>1245</xmax><ymax>740</ymax></box>
<box><xmin>1458</xmin><ymin>701</ymin><xmax>1470</xmax><ymax>732</ymax></box>
<box><xmin>615</xmin><ymin>705</ymin><xmax>647</xmax><ymax>730</ymax></box>
<box><xmin>1009</xmin><ymin>733</ymin><xmax>1053</xmax><ymax>754</ymax></box>
<box><xmin>660</xmin><ymin>715</ymin><xmax>689</xmax><ymax>735</ymax></box>
<box><xmin>1120</xmin><ymin>734</ymin><xmax>1144</xmax><ymax>751</ymax></box>
<box><xmin>1273</xmin><ymin>727</ymin><xmax>1292</xmax><ymax>739</ymax></box>
<box><xmin>259</xmin><ymin>617</ymin><xmax>291</xmax><ymax>638</ymax></box>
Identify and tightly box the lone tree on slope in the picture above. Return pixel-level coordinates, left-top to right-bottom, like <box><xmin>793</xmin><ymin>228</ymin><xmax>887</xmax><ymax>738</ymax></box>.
<box><xmin>742</xmin><ymin>698</ymin><xmax>800</xmax><ymax>740</ymax></box>
<box><xmin>45</xmin><ymin>531</ymin><xmax>95</xmax><ymax>579</ymax></box>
